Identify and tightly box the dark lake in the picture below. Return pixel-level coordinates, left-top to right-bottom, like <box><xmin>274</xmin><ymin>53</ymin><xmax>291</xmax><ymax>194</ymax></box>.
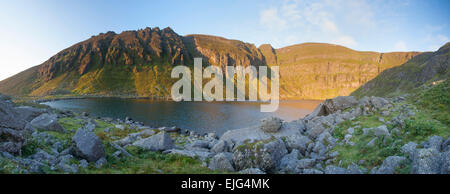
<box><xmin>42</xmin><ymin>98</ymin><xmax>321</xmax><ymax>136</ymax></box>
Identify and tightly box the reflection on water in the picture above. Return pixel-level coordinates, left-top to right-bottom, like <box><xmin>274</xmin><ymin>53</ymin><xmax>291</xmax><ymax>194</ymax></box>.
<box><xmin>43</xmin><ymin>98</ymin><xmax>321</xmax><ymax>136</ymax></box>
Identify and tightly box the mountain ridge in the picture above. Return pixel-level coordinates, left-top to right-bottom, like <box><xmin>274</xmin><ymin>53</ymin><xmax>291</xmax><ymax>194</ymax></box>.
<box><xmin>0</xmin><ymin>27</ymin><xmax>422</xmax><ymax>99</ymax></box>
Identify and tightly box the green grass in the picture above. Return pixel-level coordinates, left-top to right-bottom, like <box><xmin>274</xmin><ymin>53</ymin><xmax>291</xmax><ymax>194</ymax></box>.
<box><xmin>330</xmin><ymin>81</ymin><xmax>449</xmax><ymax>173</ymax></box>
<box><xmin>4</xmin><ymin>117</ymin><xmax>223</xmax><ymax>174</ymax></box>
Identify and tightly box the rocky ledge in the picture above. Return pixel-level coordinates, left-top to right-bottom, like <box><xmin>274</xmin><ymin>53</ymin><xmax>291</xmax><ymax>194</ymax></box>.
<box><xmin>0</xmin><ymin>93</ymin><xmax>448</xmax><ymax>174</ymax></box>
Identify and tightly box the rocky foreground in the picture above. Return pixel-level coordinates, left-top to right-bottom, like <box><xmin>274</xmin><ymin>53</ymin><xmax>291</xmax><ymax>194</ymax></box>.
<box><xmin>0</xmin><ymin>88</ymin><xmax>449</xmax><ymax>174</ymax></box>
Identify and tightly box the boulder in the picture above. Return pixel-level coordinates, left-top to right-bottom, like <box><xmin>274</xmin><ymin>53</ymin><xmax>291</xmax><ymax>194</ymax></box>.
<box><xmin>220</xmin><ymin>120</ymin><xmax>303</xmax><ymax>147</ymax></box>
<box><xmin>423</xmin><ymin>136</ymin><xmax>443</xmax><ymax>151</ymax></box>
<box><xmin>302</xmin><ymin>169</ymin><xmax>324</xmax><ymax>174</ymax></box>
<box><xmin>278</xmin><ymin>149</ymin><xmax>302</xmax><ymax>174</ymax></box>
<box><xmin>158</xmin><ymin>126</ymin><xmax>180</xmax><ymax>133</ymax></box>
<box><xmin>284</xmin><ymin>135</ymin><xmax>312</xmax><ymax>154</ymax></box>
<box><xmin>401</xmin><ymin>142</ymin><xmax>418</xmax><ymax>159</ymax></box>
<box><xmin>0</xmin><ymin>98</ymin><xmax>27</xmax><ymax>130</ymax></box>
<box><xmin>305</xmin><ymin>96</ymin><xmax>357</xmax><ymax>119</ymax></box>
<box><xmin>346</xmin><ymin>163</ymin><xmax>365</xmax><ymax>174</ymax></box>
<box><xmin>260</xmin><ymin>117</ymin><xmax>283</xmax><ymax>133</ymax></box>
<box><xmin>132</xmin><ymin>132</ymin><xmax>174</xmax><ymax>151</ymax></box>
<box><xmin>210</xmin><ymin>139</ymin><xmax>234</xmax><ymax>153</ymax></box>
<box><xmin>442</xmin><ymin>138</ymin><xmax>450</xmax><ymax>152</ymax></box>
<box><xmin>238</xmin><ymin>168</ymin><xmax>265</xmax><ymax>174</ymax></box>
<box><xmin>15</xmin><ymin>106</ymin><xmax>47</xmax><ymax>122</ymax></box>
<box><xmin>440</xmin><ymin>151</ymin><xmax>450</xmax><ymax>174</ymax></box>
<box><xmin>322</xmin><ymin>96</ymin><xmax>358</xmax><ymax>115</ymax></box>
<box><xmin>0</xmin><ymin>127</ymin><xmax>28</xmax><ymax>155</ymax></box>
<box><xmin>208</xmin><ymin>152</ymin><xmax>234</xmax><ymax>172</ymax></box>
<box><xmin>30</xmin><ymin>113</ymin><xmax>66</xmax><ymax>133</ymax></box>
<box><xmin>71</xmin><ymin>128</ymin><xmax>106</xmax><ymax>162</ymax></box>
<box><xmin>232</xmin><ymin>138</ymin><xmax>287</xmax><ymax>173</ymax></box>
<box><xmin>374</xmin><ymin>156</ymin><xmax>406</xmax><ymax>174</ymax></box>
<box><xmin>324</xmin><ymin>165</ymin><xmax>347</xmax><ymax>174</ymax></box>
<box><xmin>411</xmin><ymin>148</ymin><xmax>441</xmax><ymax>174</ymax></box>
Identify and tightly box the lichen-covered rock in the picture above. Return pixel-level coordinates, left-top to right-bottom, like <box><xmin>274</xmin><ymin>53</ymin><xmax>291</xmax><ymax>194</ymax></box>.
<box><xmin>324</xmin><ymin>165</ymin><xmax>347</xmax><ymax>174</ymax></box>
<box><xmin>210</xmin><ymin>139</ymin><xmax>234</xmax><ymax>153</ymax></box>
<box><xmin>238</xmin><ymin>168</ymin><xmax>265</xmax><ymax>174</ymax></box>
<box><xmin>284</xmin><ymin>135</ymin><xmax>312</xmax><ymax>154</ymax></box>
<box><xmin>71</xmin><ymin>128</ymin><xmax>106</xmax><ymax>162</ymax></box>
<box><xmin>411</xmin><ymin>148</ymin><xmax>441</xmax><ymax>174</ymax></box>
<box><xmin>401</xmin><ymin>142</ymin><xmax>418</xmax><ymax>159</ymax></box>
<box><xmin>30</xmin><ymin>113</ymin><xmax>66</xmax><ymax>133</ymax></box>
<box><xmin>208</xmin><ymin>152</ymin><xmax>234</xmax><ymax>172</ymax></box>
<box><xmin>440</xmin><ymin>151</ymin><xmax>450</xmax><ymax>174</ymax></box>
<box><xmin>374</xmin><ymin>156</ymin><xmax>406</xmax><ymax>174</ymax></box>
<box><xmin>132</xmin><ymin>132</ymin><xmax>174</xmax><ymax>151</ymax></box>
<box><xmin>423</xmin><ymin>136</ymin><xmax>443</xmax><ymax>151</ymax></box>
<box><xmin>260</xmin><ymin>117</ymin><xmax>283</xmax><ymax>133</ymax></box>
<box><xmin>232</xmin><ymin>138</ymin><xmax>287</xmax><ymax>173</ymax></box>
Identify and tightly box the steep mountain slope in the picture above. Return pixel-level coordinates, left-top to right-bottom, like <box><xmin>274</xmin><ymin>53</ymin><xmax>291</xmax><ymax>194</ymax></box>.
<box><xmin>0</xmin><ymin>27</ymin><xmax>422</xmax><ymax>99</ymax></box>
<box><xmin>260</xmin><ymin>43</ymin><xmax>419</xmax><ymax>99</ymax></box>
<box><xmin>352</xmin><ymin>42</ymin><xmax>449</xmax><ymax>98</ymax></box>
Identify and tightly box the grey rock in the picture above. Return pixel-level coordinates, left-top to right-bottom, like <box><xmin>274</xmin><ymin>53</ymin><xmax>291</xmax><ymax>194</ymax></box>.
<box><xmin>191</xmin><ymin>140</ymin><xmax>210</xmax><ymax>149</ymax></box>
<box><xmin>423</xmin><ymin>136</ymin><xmax>443</xmax><ymax>151</ymax></box>
<box><xmin>158</xmin><ymin>126</ymin><xmax>180</xmax><ymax>133</ymax></box>
<box><xmin>401</xmin><ymin>142</ymin><xmax>418</xmax><ymax>159</ymax></box>
<box><xmin>30</xmin><ymin>113</ymin><xmax>66</xmax><ymax>133</ymax></box>
<box><xmin>132</xmin><ymin>132</ymin><xmax>174</xmax><ymax>151</ymax></box>
<box><xmin>302</xmin><ymin>169</ymin><xmax>324</xmax><ymax>174</ymax></box>
<box><xmin>411</xmin><ymin>148</ymin><xmax>441</xmax><ymax>174</ymax></box>
<box><xmin>71</xmin><ymin>128</ymin><xmax>106</xmax><ymax>162</ymax></box>
<box><xmin>79</xmin><ymin>159</ymin><xmax>89</xmax><ymax>169</ymax></box>
<box><xmin>238</xmin><ymin>168</ymin><xmax>265</xmax><ymax>174</ymax></box>
<box><xmin>440</xmin><ymin>151</ymin><xmax>450</xmax><ymax>174</ymax></box>
<box><xmin>278</xmin><ymin>149</ymin><xmax>302</xmax><ymax>174</ymax></box>
<box><xmin>219</xmin><ymin>119</ymin><xmax>303</xmax><ymax>147</ymax></box>
<box><xmin>375</xmin><ymin>156</ymin><xmax>406</xmax><ymax>174</ymax></box>
<box><xmin>110</xmin><ymin>142</ymin><xmax>132</xmax><ymax>158</ymax></box>
<box><xmin>347</xmin><ymin>163</ymin><xmax>365</xmax><ymax>174</ymax></box>
<box><xmin>232</xmin><ymin>138</ymin><xmax>287</xmax><ymax>173</ymax></box>
<box><xmin>0</xmin><ymin>97</ymin><xmax>27</xmax><ymax>130</ymax></box>
<box><xmin>210</xmin><ymin>140</ymin><xmax>234</xmax><ymax>153</ymax></box>
<box><xmin>284</xmin><ymin>135</ymin><xmax>312</xmax><ymax>154</ymax></box>
<box><xmin>95</xmin><ymin>157</ymin><xmax>107</xmax><ymax>168</ymax></box>
<box><xmin>208</xmin><ymin>152</ymin><xmax>234</xmax><ymax>172</ymax></box>
<box><xmin>15</xmin><ymin>106</ymin><xmax>47</xmax><ymax>122</ymax></box>
<box><xmin>324</xmin><ymin>165</ymin><xmax>347</xmax><ymax>174</ymax></box>
<box><xmin>442</xmin><ymin>138</ymin><xmax>450</xmax><ymax>152</ymax></box>
<box><xmin>312</xmin><ymin>96</ymin><xmax>358</xmax><ymax>117</ymax></box>
<box><xmin>347</xmin><ymin>127</ymin><xmax>355</xmax><ymax>135</ymax></box>
<box><xmin>260</xmin><ymin>117</ymin><xmax>283</xmax><ymax>133</ymax></box>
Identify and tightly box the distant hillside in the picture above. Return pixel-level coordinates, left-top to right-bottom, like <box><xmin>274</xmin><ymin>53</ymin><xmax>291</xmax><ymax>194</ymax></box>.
<box><xmin>352</xmin><ymin>42</ymin><xmax>449</xmax><ymax>98</ymax></box>
<box><xmin>0</xmin><ymin>27</ymin><xmax>422</xmax><ymax>99</ymax></box>
<box><xmin>260</xmin><ymin>43</ymin><xmax>419</xmax><ymax>99</ymax></box>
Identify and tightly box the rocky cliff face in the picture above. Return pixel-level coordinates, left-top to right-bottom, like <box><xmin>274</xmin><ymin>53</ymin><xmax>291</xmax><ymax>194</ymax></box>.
<box><xmin>261</xmin><ymin>43</ymin><xmax>420</xmax><ymax>99</ymax></box>
<box><xmin>352</xmin><ymin>42</ymin><xmax>449</xmax><ymax>97</ymax></box>
<box><xmin>0</xmin><ymin>27</ymin><xmax>423</xmax><ymax>99</ymax></box>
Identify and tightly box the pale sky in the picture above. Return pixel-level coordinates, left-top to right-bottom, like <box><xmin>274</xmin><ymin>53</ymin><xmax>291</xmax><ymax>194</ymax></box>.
<box><xmin>0</xmin><ymin>0</ymin><xmax>449</xmax><ymax>81</ymax></box>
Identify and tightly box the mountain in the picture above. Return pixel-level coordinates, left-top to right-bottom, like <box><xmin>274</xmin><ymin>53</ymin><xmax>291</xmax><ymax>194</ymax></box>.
<box><xmin>0</xmin><ymin>27</ymin><xmax>420</xmax><ymax>99</ymax></box>
<box><xmin>259</xmin><ymin>43</ymin><xmax>419</xmax><ymax>99</ymax></box>
<box><xmin>352</xmin><ymin>42</ymin><xmax>450</xmax><ymax>98</ymax></box>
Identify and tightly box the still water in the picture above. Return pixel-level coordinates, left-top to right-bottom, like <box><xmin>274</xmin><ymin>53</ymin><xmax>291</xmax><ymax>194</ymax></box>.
<box><xmin>42</xmin><ymin>98</ymin><xmax>321</xmax><ymax>136</ymax></box>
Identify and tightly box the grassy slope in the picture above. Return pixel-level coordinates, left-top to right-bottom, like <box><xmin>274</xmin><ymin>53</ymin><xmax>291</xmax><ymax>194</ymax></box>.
<box><xmin>1</xmin><ymin>116</ymin><xmax>224</xmax><ymax>174</ymax></box>
<box><xmin>352</xmin><ymin>42</ymin><xmax>449</xmax><ymax>98</ymax></box>
<box><xmin>330</xmin><ymin>80</ymin><xmax>449</xmax><ymax>173</ymax></box>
